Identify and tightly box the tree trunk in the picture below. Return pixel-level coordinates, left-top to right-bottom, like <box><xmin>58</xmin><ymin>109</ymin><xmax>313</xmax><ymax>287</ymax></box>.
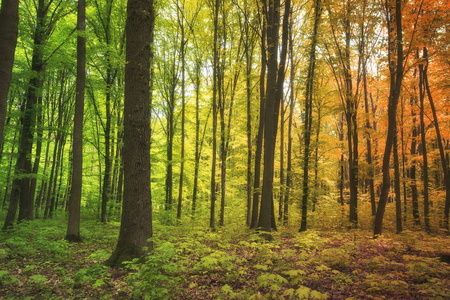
<box><xmin>192</xmin><ymin>59</ymin><xmax>202</xmax><ymax>214</ymax></box>
<box><xmin>250</xmin><ymin>16</ymin><xmax>266</xmax><ymax>229</ymax></box>
<box><xmin>3</xmin><ymin>0</ymin><xmax>47</xmax><ymax>229</ymax></box>
<box><xmin>177</xmin><ymin>1</ymin><xmax>186</xmax><ymax>221</ymax></box>
<box><xmin>374</xmin><ymin>0</ymin><xmax>404</xmax><ymax>236</ymax></box>
<box><xmin>419</xmin><ymin>49</ymin><xmax>430</xmax><ymax>232</ymax></box>
<box><xmin>422</xmin><ymin>47</ymin><xmax>450</xmax><ymax>231</ymax></box>
<box><xmin>279</xmin><ymin>93</ymin><xmax>285</xmax><ymax>219</ymax></box>
<box><xmin>299</xmin><ymin>0</ymin><xmax>321</xmax><ymax>232</ymax></box>
<box><xmin>410</xmin><ymin>59</ymin><xmax>420</xmax><ymax>225</ymax></box>
<box><xmin>244</xmin><ymin>0</ymin><xmax>253</xmax><ymax>227</ymax></box>
<box><xmin>284</xmin><ymin>17</ymin><xmax>295</xmax><ymax>225</ymax></box>
<box><xmin>0</xmin><ymin>0</ymin><xmax>19</xmax><ymax>149</ymax></box>
<box><xmin>393</xmin><ymin>123</ymin><xmax>402</xmax><ymax>233</ymax></box>
<box><xmin>312</xmin><ymin>106</ymin><xmax>321</xmax><ymax>212</ymax></box>
<box><xmin>210</xmin><ymin>0</ymin><xmax>219</xmax><ymax>230</ymax></box>
<box><xmin>363</xmin><ymin>42</ymin><xmax>376</xmax><ymax>216</ymax></box>
<box><xmin>259</xmin><ymin>0</ymin><xmax>290</xmax><ymax>232</ymax></box>
<box><xmin>106</xmin><ymin>0</ymin><xmax>154</xmax><ymax>267</ymax></box>
<box><xmin>66</xmin><ymin>0</ymin><xmax>85</xmax><ymax>243</ymax></box>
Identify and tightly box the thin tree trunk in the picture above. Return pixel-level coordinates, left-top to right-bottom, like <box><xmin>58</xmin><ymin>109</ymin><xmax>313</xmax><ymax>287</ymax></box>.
<box><xmin>66</xmin><ymin>0</ymin><xmax>85</xmax><ymax>242</ymax></box>
<box><xmin>363</xmin><ymin>44</ymin><xmax>376</xmax><ymax>216</ymax></box>
<box><xmin>250</xmin><ymin>16</ymin><xmax>266</xmax><ymax>229</ymax></box>
<box><xmin>419</xmin><ymin>49</ymin><xmax>430</xmax><ymax>232</ymax></box>
<box><xmin>422</xmin><ymin>47</ymin><xmax>450</xmax><ymax>231</ymax></box>
<box><xmin>312</xmin><ymin>106</ymin><xmax>321</xmax><ymax>212</ymax></box>
<box><xmin>393</xmin><ymin>123</ymin><xmax>402</xmax><ymax>233</ymax></box>
<box><xmin>299</xmin><ymin>0</ymin><xmax>321</xmax><ymax>232</ymax></box>
<box><xmin>192</xmin><ymin>59</ymin><xmax>202</xmax><ymax>214</ymax></box>
<box><xmin>177</xmin><ymin>1</ymin><xmax>186</xmax><ymax>221</ymax></box>
<box><xmin>210</xmin><ymin>0</ymin><xmax>219</xmax><ymax>229</ymax></box>
<box><xmin>244</xmin><ymin>0</ymin><xmax>253</xmax><ymax>226</ymax></box>
<box><xmin>284</xmin><ymin>17</ymin><xmax>295</xmax><ymax>225</ymax></box>
<box><xmin>410</xmin><ymin>59</ymin><xmax>420</xmax><ymax>225</ymax></box>
<box><xmin>279</xmin><ymin>94</ymin><xmax>285</xmax><ymax>219</ymax></box>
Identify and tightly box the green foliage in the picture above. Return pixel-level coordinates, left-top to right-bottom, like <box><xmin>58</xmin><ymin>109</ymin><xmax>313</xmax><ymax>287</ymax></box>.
<box><xmin>0</xmin><ymin>270</ymin><xmax>19</xmax><ymax>285</ymax></box>
<box><xmin>29</xmin><ymin>274</ymin><xmax>48</xmax><ymax>288</ymax></box>
<box><xmin>125</xmin><ymin>241</ymin><xmax>185</xmax><ymax>300</ymax></box>
<box><xmin>317</xmin><ymin>247</ymin><xmax>353</xmax><ymax>269</ymax></box>
<box><xmin>74</xmin><ymin>263</ymin><xmax>109</xmax><ymax>287</ymax></box>
<box><xmin>257</xmin><ymin>273</ymin><xmax>288</xmax><ymax>291</ymax></box>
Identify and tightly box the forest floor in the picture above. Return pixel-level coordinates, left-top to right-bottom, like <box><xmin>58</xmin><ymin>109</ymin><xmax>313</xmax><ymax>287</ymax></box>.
<box><xmin>0</xmin><ymin>214</ymin><xmax>449</xmax><ymax>299</ymax></box>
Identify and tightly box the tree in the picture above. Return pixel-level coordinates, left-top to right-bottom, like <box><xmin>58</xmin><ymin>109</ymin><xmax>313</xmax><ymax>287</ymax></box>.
<box><xmin>210</xmin><ymin>0</ymin><xmax>219</xmax><ymax>230</ymax></box>
<box><xmin>0</xmin><ymin>0</ymin><xmax>19</xmax><ymax>150</ymax></box>
<box><xmin>66</xmin><ymin>0</ymin><xmax>86</xmax><ymax>242</ymax></box>
<box><xmin>177</xmin><ymin>0</ymin><xmax>187</xmax><ymax>221</ymax></box>
<box><xmin>299</xmin><ymin>0</ymin><xmax>321</xmax><ymax>232</ymax></box>
<box><xmin>258</xmin><ymin>0</ymin><xmax>291</xmax><ymax>232</ymax></box>
<box><xmin>374</xmin><ymin>0</ymin><xmax>404</xmax><ymax>236</ymax></box>
<box><xmin>106</xmin><ymin>0</ymin><xmax>154</xmax><ymax>267</ymax></box>
<box><xmin>4</xmin><ymin>0</ymin><xmax>48</xmax><ymax>228</ymax></box>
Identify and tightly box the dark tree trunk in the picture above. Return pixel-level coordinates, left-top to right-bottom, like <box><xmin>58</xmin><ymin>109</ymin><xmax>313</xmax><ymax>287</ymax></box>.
<box><xmin>419</xmin><ymin>49</ymin><xmax>430</xmax><ymax>232</ymax></box>
<box><xmin>279</xmin><ymin>92</ymin><xmax>285</xmax><ymax>219</ymax></box>
<box><xmin>374</xmin><ymin>0</ymin><xmax>404</xmax><ymax>236</ymax></box>
<box><xmin>0</xmin><ymin>0</ymin><xmax>19</xmax><ymax>148</ymax></box>
<box><xmin>101</xmin><ymin>74</ymin><xmax>112</xmax><ymax>223</ymax></box>
<box><xmin>106</xmin><ymin>0</ymin><xmax>154</xmax><ymax>267</ymax></box>
<box><xmin>312</xmin><ymin>106</ymin><xmax>321</xmax><ymax>212</ymax></box>
<box><xmin>165</xmin><ymin>68</ymin><xmax>176</xmax><ymax>212</ymax></box>
<box><xmin>250</xmin><ymin>16</ymin><xmax>266</xmax><ymax>229</ymax></box>
<box><xmin>210</xmin><ymin>0</ymin><xmax>219</xmax><ymax>230</ymax></box>
<box><xmin>3</xmin><ymin>0</ymin><xmax>47</xmax><ymax>229</ymax></box>
<box><xmin>192</xmin><ymin>59</ymin><xmax>202</xmax><ymax>214</ymax></box>
<box><xmin>245</xmin><ymin>8</ymin><xmax>253</xmax><ymax>227</ymax></box>
<box><xmin>177</xmin><ymin>7</ymin><xmax>186</xmax><ymax>221</ymax></box>
<box><xmin>258</xmin><ymin>0</ymin><xmax>290</xmax><ymax>232</ymax></box>
<box><xmin>339</xmin><ymin>113</ymin><xmax>345</xmax><ymax>206</ymax></box>
<box><xmin>422</xmin><ymin>47</ymin><xmax>450</xmax><ymax>231</ymax></box>
<box><xmin>66</xmin><ymin>0</ymin><xmax>85</xmax><ymax>243</ymax></box>
<box><xmin>299</xmin><ymin>0</ymin><xmax>321</xmax><ymax>232</ymax></box>
<box><xmin>393</xmin><ymin>124</ymin><xmax>402</xmax><ymax>233</ymax></box>
<box><xmin>284</xmin><ymin>17</ymin><xmax>295</xmax><ymax>225</ymax></box>
<box><xmin>410</xmin><ymin>59</ymin><xmax>420</xmax><ymax>225</ymax></box>
<box><xmin>363</xmin><ymin>43</ymin><xmax>376</xmax><ymax>216</ymax></box>
<box><xmin>400</xmin><ymin>97</ymin><xmax>408</xmax><ymax>222</ymax></box>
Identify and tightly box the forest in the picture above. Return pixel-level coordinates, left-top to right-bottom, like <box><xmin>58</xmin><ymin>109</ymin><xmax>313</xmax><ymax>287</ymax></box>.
<box><xmin>0</xmin><ymin>0</ymin><xmax>450</xmax><ymax>299</ymax></box>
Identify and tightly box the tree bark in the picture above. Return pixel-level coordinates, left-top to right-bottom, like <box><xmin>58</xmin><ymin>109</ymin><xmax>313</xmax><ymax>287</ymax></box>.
<box><xmin>3</xmin><ymin>0</ymin><xmax>47</xmax><ymax>229</ymax></box>
<box><xmin>258</xmin><ymin>0</ymin><xmax>290</xmax><ymax>232</ymax></box>
<box><xmin>66</xmin><ymin>0</ymin><xmax>86</xmax><ymax>243</ymax></box>
<box><xmin>250</xmin><ymin>15</ymin><xmax>266</xmax><ymax>229</ymax></box>
<box><xmin>0</xmin><ymin>0</ymin><xmax>19</xmax><ymax>149</ymax></box>
<box><xmin>177</xmin><ymin>2</ymin><xmax>186</xmax><ymax>221</ymax></box>
<box><xmin>374</xmin><ymin>0</ymin><xmax>404</xmax><ymax>236</ymax></box>
<box><xmin>210</xmin><ymin>0</ymin><xmax>219</xmax><ymax>230</ymax></box>
<box><xmin>419</xmin><ymin>48</ymin><xmax>430</xmax><ymax>232</ymax></box>
<box><xmin>299</xmin><ymin>0</ymin><xmax>321</xmax><ymax>232</ymax></box>
<box><xmin>422</xmin><ymin>47</ymin><xmax>450</xmax><ymax>231</ymax></box>
<box><xmin>106</xmin><ymin>0</ymin><xmax>154</xmax><ymax>267</ymax></box>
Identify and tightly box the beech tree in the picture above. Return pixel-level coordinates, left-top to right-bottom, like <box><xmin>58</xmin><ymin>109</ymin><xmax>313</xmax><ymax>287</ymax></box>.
<box><xmin>106</xmin><ymin>0</ymin><xmax>154</xmax><ymax>266</ymax></box>
<box><xmin>0</xmin><ymin>0</ymin><xmax>19</xmax><ymax>150</ymax></box>
<box><xmin>258</xmin><ymin>0</ymin><xmax>291</xmax><ymax>232</ymax></box>
<box><xmin>374</xmin><ymin>0</ymin><xmax>404</xmax><ymax>236</ymax></box>
<box><xmin>66</xmin><ymin>0</ymin><xmax>86</xmax><ymax>242</ymax></box>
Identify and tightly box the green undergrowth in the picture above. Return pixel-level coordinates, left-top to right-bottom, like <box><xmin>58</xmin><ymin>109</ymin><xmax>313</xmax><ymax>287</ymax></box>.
<box><xmin>1</xmin><ymin>215</ymin><xmax>449</xmax><ymax>299</ymax></box>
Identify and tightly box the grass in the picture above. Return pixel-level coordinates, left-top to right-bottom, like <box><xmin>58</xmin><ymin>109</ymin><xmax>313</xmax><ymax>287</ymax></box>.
<box><xmin>0</xmin><ymin>212</ymin><xmax>449</xmax><ymax>299</ymax></box>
